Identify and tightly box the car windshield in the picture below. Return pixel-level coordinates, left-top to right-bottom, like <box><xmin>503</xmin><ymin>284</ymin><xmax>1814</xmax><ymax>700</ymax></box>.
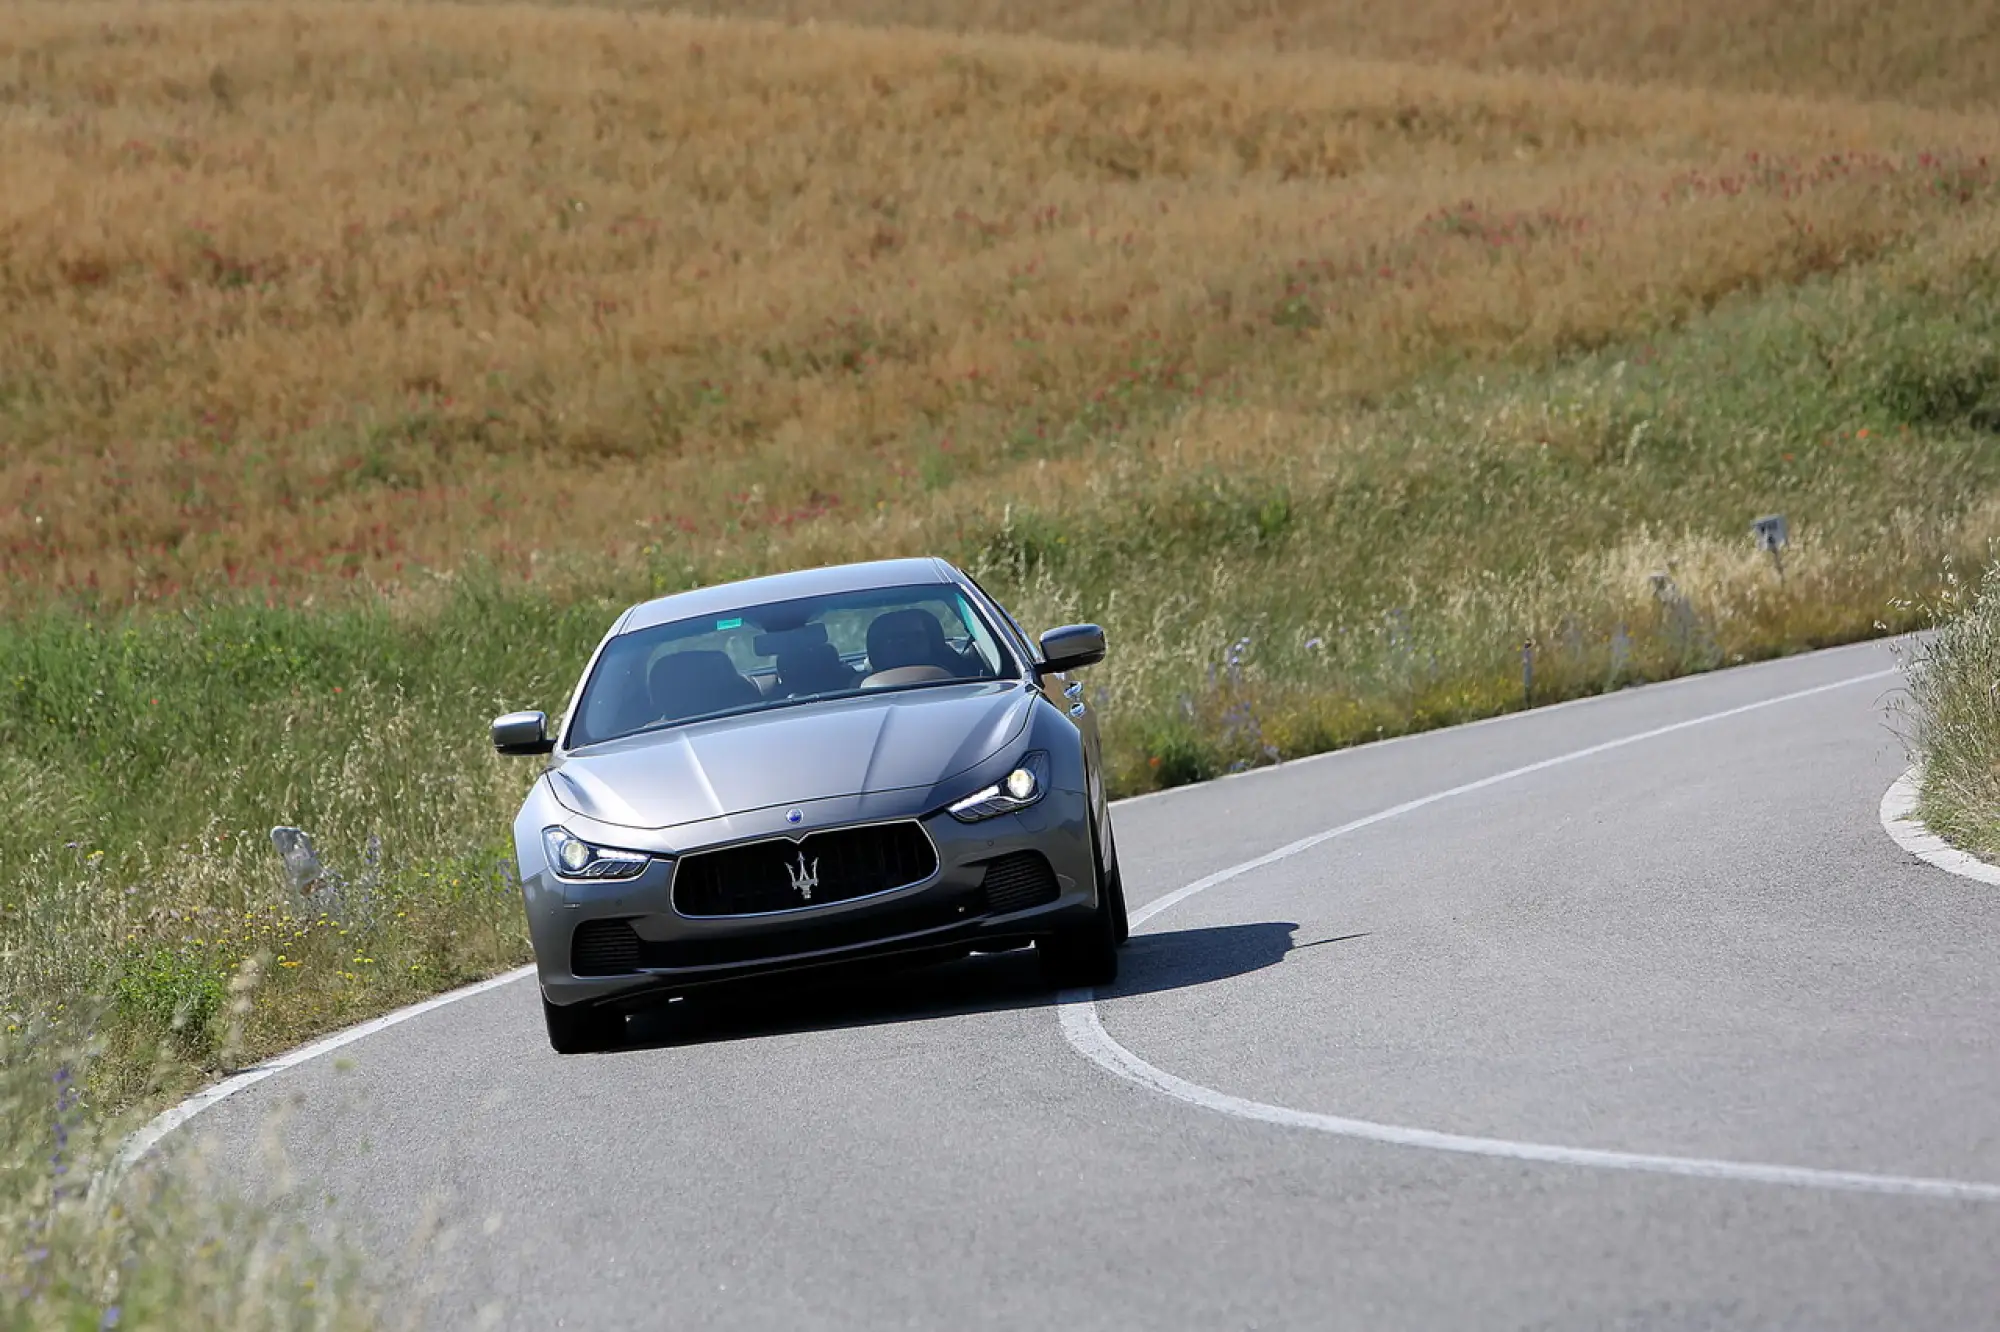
<box><xmin>565</xmin><ymin>582</ymin><xmax>1018</xmax><ymax>748</ymax></box>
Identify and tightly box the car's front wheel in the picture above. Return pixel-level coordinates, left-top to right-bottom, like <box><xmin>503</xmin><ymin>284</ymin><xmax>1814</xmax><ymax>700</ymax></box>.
<box><xmin>1101</xmin><ymin>819</ymin><xmax>1130</xmax><ymax>948</ymax></box>
<box><xmin>1037</xmin><ymin>900</ymin><xmax>1118</xmax><ymax>988</ymax></box>
<box><xmin>1037</xmin><ymin>835</ymin><xmax>1120</xmax><ymax>989</ymax></box>
<box><xmin>542</xmin><ymin>993</ymin><xmax>624</xmax><ymax>1055</ymax></box>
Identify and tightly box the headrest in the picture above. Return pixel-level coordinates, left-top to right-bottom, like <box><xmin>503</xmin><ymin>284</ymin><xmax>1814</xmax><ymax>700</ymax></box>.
<box><xmin>753</xmin><ymin>622</ymin><xmax>829</xmax><ymax>656</ymax></box>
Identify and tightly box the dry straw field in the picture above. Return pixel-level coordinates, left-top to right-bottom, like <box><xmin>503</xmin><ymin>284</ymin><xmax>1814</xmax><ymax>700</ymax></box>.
<box><xmin>652</xmin><ymin>0</ymin><xmax>2000</xmax><ymax>109</ymax></box>
<box><xmin>4</xmin><ymin>2</ymin><xmax>1998</xmax><ymax>605</ymax></box>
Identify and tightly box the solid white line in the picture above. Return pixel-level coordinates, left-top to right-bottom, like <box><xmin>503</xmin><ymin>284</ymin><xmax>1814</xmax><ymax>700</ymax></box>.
<box><xmin>113</xmin><ymin>964</ymin><xmax>536</xmax><ymax>1174</ymax></box>
<box><xmin>1106</xmin><ymin>638</ymin><xmax>1900</xmax><ymax>813</ymax></box>
<box><xmin>1130</xmin><ymin>667</ymin><xmax>1898</xmax><ymax>930</ymax></box>
<box><xmin>1056</xmin><ymin>1000</ymin><xmax>2000</xmax><ymax>1202</ymax></box>
<box><xmin>1062</xmin><ymin>664</ymin><xmax>2000</xmax><ymax>1200</ymax></box>
<box><xmin>1879</xmin><ymin>766</ymin><xmax>2000</xmax><ymax>887</ymax></box>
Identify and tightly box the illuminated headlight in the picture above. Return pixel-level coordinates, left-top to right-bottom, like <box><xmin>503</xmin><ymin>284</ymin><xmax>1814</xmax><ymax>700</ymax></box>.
<box><xmin>949</xmin><ymin>751</ymin><xmax>1050</xmax><ymax>822</ymax></box>
<box><xmin>541</xmin><ymin>826</ymin><xmax>651</xmax><ymax>881</ymax></box>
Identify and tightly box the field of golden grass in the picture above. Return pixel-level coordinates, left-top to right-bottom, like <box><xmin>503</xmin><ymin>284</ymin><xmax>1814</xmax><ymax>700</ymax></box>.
<box><xmin>4</xmin><ymin>1</ymin><xmax>1997</xmax><ymax>607</ymax></box>
<box><xmin>648</xmin><ymin>0</ymin><xmax>2000</xmax><ymax>110</ymax></box>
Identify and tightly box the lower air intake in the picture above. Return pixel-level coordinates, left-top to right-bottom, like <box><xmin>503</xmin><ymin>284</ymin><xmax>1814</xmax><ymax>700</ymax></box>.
<box><xmin>980</xmin><ymin>852</ymin><xmax>1061</xmax><ymax>915</ymax></box>
<box><xmin>572</xmin><ymin>919</ymin><xmax>642</xmax><ymax>977</ymax></box>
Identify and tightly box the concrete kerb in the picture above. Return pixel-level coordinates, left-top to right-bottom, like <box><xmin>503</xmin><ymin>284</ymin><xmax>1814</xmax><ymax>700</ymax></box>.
<box><xmin>1879</xmin><ymin>766</ymin><xmax>2000</xmax><ymax>888</ymax></box>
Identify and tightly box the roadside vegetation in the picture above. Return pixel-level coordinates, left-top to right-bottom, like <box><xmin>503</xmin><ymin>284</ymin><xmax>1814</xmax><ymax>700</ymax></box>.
<box><xmin>1</xmin><ymin>1021</ymin><xmax>380</xmax><ymax>1331</ymax></box>
<box><xmin>3</xmin><ymin>0</ymin><xmax>1999</xmax><ymax>1320</ymax></box>
<box><xmin>1904</xmin><ymin>562</ymin><xmax>2000</xmax><ymax>863</ymax></box>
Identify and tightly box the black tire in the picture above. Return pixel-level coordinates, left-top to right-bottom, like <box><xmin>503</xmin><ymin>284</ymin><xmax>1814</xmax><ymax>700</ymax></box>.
<box><xmin>1089</xmin><ymin>808</ymin><xmax>1131</xmax><ymax>948</ymax></box>
<box><xmin>1102</xmin><ymin>820</ymin><xmax>1130</xmax><ymax>948</ymax></box>
<box><xmin>542</xmin><ymin>994</ymin><xmax>623</xmax><ymax>1055</ymax></box>
<box><xmin>1037</xmin><ymin>818</ymin><xmax>1120</xmax><ymax>988</ymax></box>
<box><xmin>1037</xmin><ymin>897</ymin><xmax>1118</xmax><ymax>988</ymax></box>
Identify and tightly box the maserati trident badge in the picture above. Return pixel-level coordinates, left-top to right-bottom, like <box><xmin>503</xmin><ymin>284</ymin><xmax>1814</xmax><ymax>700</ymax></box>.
<box><xmin>787</xmin><ymin>852</ymin><xmax>820</xmax><ymax>902</ymax></box>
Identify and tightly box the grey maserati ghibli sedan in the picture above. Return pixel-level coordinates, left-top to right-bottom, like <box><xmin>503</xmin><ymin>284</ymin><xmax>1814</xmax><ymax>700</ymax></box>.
<box><xmin>492</xmin><ymin>557</ymin><xmax>1129</xmax><ymax>1053</ymax></box>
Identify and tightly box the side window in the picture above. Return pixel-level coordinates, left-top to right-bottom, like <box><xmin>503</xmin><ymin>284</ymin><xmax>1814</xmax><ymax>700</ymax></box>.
<box><xmin>959</xmin><ymin>572</ymin><xmax>1036</xmax><ymax>665</ymax></box>
<box><xmin>947</xmin><ymin>593</ymin><xmax>1006</xmax><ymax>675</ymax></box>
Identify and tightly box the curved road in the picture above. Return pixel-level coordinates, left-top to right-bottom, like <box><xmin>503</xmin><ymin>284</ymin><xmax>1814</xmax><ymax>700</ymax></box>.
<box><xmin>183</xmin><ymin>639</ymin><xmax>2000</xmax><ymax>1330</ymax></box>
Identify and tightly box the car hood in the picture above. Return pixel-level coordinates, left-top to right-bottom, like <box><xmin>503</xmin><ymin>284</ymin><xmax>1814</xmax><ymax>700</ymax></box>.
<box><xmin>545</xmin><ymin>681</ymin><xmax>1036</xmax><ymax>831</ymax></box>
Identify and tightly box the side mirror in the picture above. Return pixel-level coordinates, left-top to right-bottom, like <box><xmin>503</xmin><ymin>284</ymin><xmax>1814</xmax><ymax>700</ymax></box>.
<box><xmin>492</xmin><ymin>710</ymin><xmax>555</xmax><ymax>756</ymax></box>
<box><xmin>1037</xmin><ymin>624</ymin><xmax>1106</xmax><ymax>675</ymax></box>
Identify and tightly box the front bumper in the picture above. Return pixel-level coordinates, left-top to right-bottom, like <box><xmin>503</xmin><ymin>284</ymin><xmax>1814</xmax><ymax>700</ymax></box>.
<box><xmin>527</xmin><ymin>789</ymin><xmax>1097</xmax><ymax>1009</ymax></box>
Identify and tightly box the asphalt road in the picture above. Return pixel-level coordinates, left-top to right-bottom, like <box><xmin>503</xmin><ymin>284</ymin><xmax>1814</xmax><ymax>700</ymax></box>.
<box><xmin>180</xmin><ymin>637</ymin><xmax>2000</xmax><ymax>1330</ymax></box>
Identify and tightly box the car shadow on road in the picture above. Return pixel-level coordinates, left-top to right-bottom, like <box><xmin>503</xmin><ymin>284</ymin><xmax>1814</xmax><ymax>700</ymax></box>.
<box><xmin>616</xmin><ymin>919</ymin><xmax>1317</xmax><ymax>1050</ymax></box>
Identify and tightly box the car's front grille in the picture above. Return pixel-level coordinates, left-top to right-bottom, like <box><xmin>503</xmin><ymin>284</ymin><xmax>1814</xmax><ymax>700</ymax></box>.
<box><xmin>980</xmin><ymin>852</ymin><xmax>1062</xmax><ymax>915</ymax></box>
<box><xmin>572</xmin><ymin>919</ymin><xmax>643</xmax><ymax>977</ymax></box>
<box><xmin>643</xmin><ymin>896</ymin><xmax>975</xmax><ymax>969</ymax></box>
<box><xmin>672</xmin><ymin>820</ymin><xmax>939</xmax><ymax>917</ymax></box>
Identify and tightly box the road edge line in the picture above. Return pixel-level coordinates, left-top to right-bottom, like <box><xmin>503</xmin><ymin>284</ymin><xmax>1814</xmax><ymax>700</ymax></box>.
<box><xmin>1879</xmin><ymin>766</ymin><xmax>2000</xmax><ymax>887</ymax></box>
<box><xmin>1055</xmin><ymin>664</ymin><xmax>2000</xmax><ymax>1200</ymax></box>
<box><xmin>107</xmin><ymin>964</ymin><xmax>537</xmax><ymax>1180</ymax></box>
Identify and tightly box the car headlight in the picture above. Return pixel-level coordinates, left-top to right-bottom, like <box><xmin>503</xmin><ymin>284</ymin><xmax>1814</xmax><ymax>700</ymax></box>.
<box><xmin>541</xmin><ymin>826</ymin><xmax>651</xmax><ymax>881</ymax></box>
<box><xmin>948</xmin><ymin>751</ymin><xmax>1050</xmax><ymax>822</ymax></box>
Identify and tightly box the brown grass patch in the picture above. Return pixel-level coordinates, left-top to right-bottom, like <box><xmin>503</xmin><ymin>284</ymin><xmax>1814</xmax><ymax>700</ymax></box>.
<box><xmin>629</xmin><ymin>0</ymin><xmax>2000</xmax><ymax>111</ymax></box>
<box><xmin>1</xmin><ymin>1</ymin><xmax>1996</xmax><ymax>606</ymax></box>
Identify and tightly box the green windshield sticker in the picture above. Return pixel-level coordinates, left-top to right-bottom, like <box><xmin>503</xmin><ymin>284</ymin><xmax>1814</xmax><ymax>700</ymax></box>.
<box><xmin>715</xmin><ymin>617</ymin><xmax>743</xmax><ymax>630</ymax></box>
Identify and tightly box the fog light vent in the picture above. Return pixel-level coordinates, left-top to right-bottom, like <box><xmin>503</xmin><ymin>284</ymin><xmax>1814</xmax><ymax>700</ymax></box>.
<box><xmin>980</xmin><ymin>853</ymin><xmax>1061</xmax><ymax>915</ymax></box>
<box><xmin>572</xmin><ymin>919</ymin><xmax>642</xmax><ymax>977</ymax></box>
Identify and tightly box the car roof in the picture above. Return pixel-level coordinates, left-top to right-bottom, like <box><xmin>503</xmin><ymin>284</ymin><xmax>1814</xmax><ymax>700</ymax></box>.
<box><xmin>616</xmin><ymin>557</ymin><xmax>962</xmax><ymax>635</ymax></box>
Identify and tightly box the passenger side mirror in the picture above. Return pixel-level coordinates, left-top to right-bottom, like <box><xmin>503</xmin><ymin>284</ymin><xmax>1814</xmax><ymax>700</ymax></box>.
<box><xmin>1037</xmin><ymin>624</ymin><xmax>1106</xmax><ymax>675</ymax></box>
<box><xmin>493</xmin><ymin>709</ymin><xmax>555</xmax><ymax>756</ymax></box>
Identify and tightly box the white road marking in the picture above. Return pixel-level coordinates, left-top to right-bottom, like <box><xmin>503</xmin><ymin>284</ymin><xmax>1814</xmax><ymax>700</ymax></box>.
<box><xmin>1061</xmin><ymin>665</ymin><xmax>2000</xmax><ymax>1201</ymax></box>
<box><xmin>1107</xmin><ymin>638</ymin><xmax>1896</xmax><ymax>811</ymax></box>
<box><xmin>1129</xmin><ymin>667</ymin><xmax>1899</xmax><ymax>932</ymax></box>
<box><xmin>112</xmin><ymin>964</ymin><xmax>536</xmax><ymax>1175</ymax></box>
<box><xmin>1056</xmin><ymin>1000</ymin><xmax>2000</xmax><ymax>1201</ymax></box>
<box><xmin>1879</xmin><ymin>766</ymin><xmax>2000</xmax><ymax>887</ymax></box>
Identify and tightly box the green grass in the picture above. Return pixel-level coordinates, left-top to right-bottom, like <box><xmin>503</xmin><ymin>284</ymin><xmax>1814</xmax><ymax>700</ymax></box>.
<box><xmin>1904</xmin><ymin>560</ymin><xmax>2000</xmax><ymax>863</ymax></box>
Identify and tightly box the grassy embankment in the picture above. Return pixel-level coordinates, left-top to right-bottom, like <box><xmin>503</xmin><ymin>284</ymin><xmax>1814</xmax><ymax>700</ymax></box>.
<box><xmin>3</xmin><ymin>1</ymin><xmax>2000</xmax><ymax>1321</ymax></box>
<box><xmin>1904</xmin><ymin>562</ymin><xmax>2000</xmax><ymax>863</ymax></box>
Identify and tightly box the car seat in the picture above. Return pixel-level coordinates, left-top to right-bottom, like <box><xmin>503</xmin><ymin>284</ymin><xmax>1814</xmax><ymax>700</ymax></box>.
<box><xmin>648</xmin><ymin>650</ymin><xmax>763</xmax><ymax>722</ymax></box>
<box><xmin>775</xmin><ymin>641</ymin><xmax>859</xmax><ymax>697</ymax></box>
<box><xmin>865</xmin><ymin>609</ymin><xmax>969</xmax><ymax>676</ymax></box>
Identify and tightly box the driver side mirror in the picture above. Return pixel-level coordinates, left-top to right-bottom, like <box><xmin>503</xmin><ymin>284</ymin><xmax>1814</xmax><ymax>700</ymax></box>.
<box><xmin>492</xmin><ymin>710</ymin><xmax>555</xmax><ymax>756</ymax></box>
<box><xmin>1037</xmin><ymin>624</ymin><xmax>1106</xmax><ymax>675</ymax></box>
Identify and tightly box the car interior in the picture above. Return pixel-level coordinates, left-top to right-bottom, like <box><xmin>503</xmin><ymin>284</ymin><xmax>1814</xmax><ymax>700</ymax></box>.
<box><xmin>638</xmin><ymin>607</ymin><xmax>987</xmax><ymax>726</ymax></box>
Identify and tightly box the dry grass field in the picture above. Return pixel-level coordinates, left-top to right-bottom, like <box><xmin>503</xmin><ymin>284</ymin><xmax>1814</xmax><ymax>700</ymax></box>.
<box><xmin>4</xmin><ymin>2</ymin><xmax>1999</xmax><ymax>605</ymax></box>
<box><xmin>650</xmin><ymin>0</ymin><xmax>2000</xmax><ymax>110</ymax></box>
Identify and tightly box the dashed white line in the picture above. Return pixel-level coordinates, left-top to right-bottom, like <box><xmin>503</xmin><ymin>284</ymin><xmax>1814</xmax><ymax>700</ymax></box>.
<box><xmin>1059</xmin><ymin>665</ymin><xmax>2000</xmax><ymax>1201</ymax></box>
